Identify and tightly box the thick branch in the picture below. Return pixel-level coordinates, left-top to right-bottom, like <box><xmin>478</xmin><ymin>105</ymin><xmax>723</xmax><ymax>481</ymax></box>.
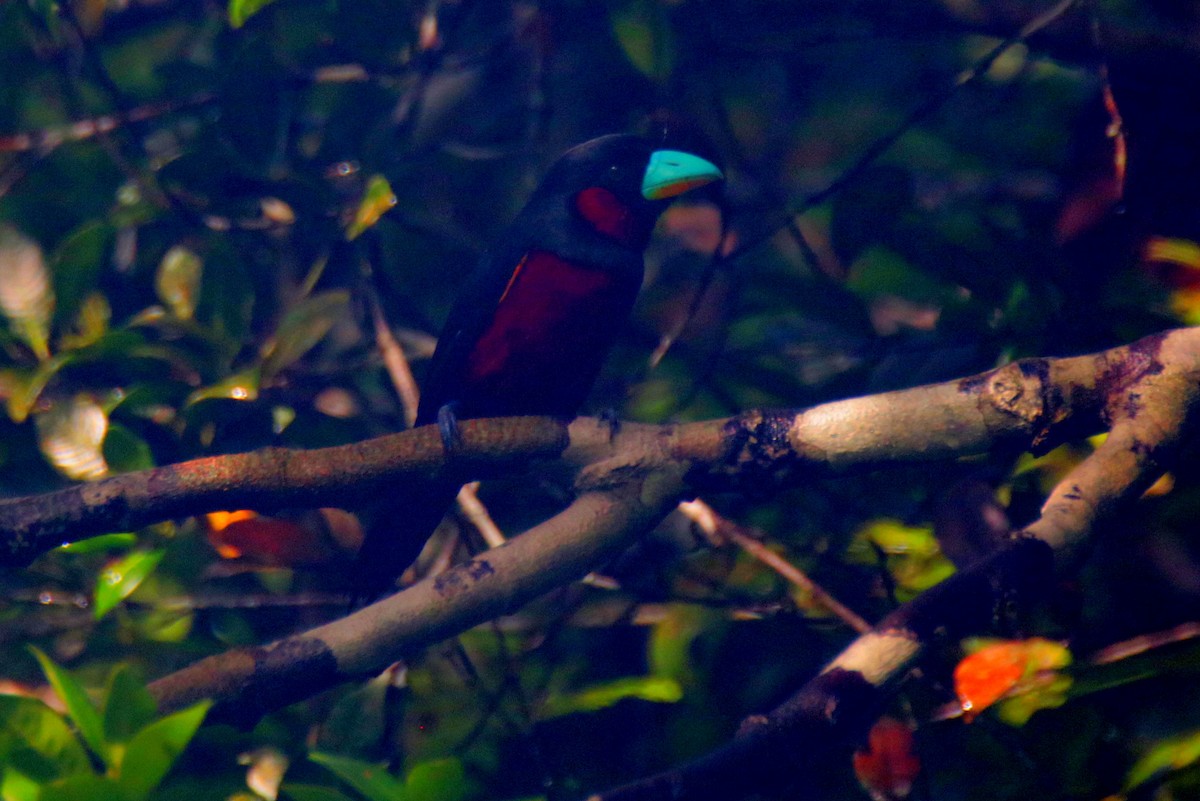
<box><xmin>9</xmin><ymin>329</ymin><xmax>1199</xmax><ymax>747</ymax></box>
<box><xmin>591</xmin><ymin>538</ymin><xmax>1054</xmax><ymax>801</ymax></box>
<box><xmin>1</xmin><ymin>331</ymin><xmax>1190</xmax><ymax>566</ymax></box>
<box><xmin>149</xmin><ymin>477</ymin><xmax>686</xmax><ymax>722</ymax></box>
<box><xmin>0</xmin><ymin>418</ymin><xmax>570</xmax><ymax>566</ymax></box>
<box><xmin>589</xmin><ymin>333</ymin><xmax>1200</xmax><ymax>801</ymax></box>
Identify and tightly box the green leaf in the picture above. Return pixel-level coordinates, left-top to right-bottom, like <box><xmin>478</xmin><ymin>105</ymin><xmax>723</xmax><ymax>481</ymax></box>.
<box><xmin>345</xmin><ymin>175</ymin><xmax>397</xmax><ymax>240</ymax></box>
<box><xmin>856</xmin><ymin>519</ymin><xmax>941</xmax><ymax>556</ymax></box>
<box><xmin>406</xmin><ymin>758</ymin><xmax>469</xmax><ymax>801</ymax></box>
<box><xmin>316</xmin><ymin>667</ymin><xmax>391</xmax><ymax>756</ymax></box>
<box><xmin>611</xmin><ymin>0</ymin><xmax>675</xmax><ymax>82</ymax></box>
<box><xmin>59</xmin><ymin>532</ymin><xmax>139</xmax><ymax>555</ymax></box>
<box><xmin>0</xmin><ymin>694</ymin><xmax>91</xmax><ymax>782</ymax></box>
<box><xmin>1</xmin><ymin>768</ymin><xmax>41</xmax><ymax>801</ymax></box>
<box><xmin>116</xmin><ymin>700</ymin><xmax>211</xmax><ymax>800</ymax></box>
<box><xmin>3</xmin><ymin>353</ymin><xmax>75</xmax><ymax>423</ymax></box>
<box><xmin>155</xmin><ymin>246</ymin><xmax>203</xmax><ymax>321</ymax></box>
<box><xmin>41</xmin><ymin>774</ymin><xmax>133</xmax><ymax>801</ymax></box>
<box><xmin>103</xmin><ymin>665</ymin><xmax>157</xmax><ymax>745</ymax></box>
<box><xmin>846</xmin><ymin>519</ymin><xmax>956</xmax><ymax>601</ymax></box>
<box><xmin>995</xmin><ymin>673</ymin><xmax>1072</xmax><ymax>726</ymax></box>
<box><xmin>51</xmin><ymin>221</ymin><xmax>112</xmax><ymax>329</ymax></box>
<box><xmin>228</xmin><ymin>0</ymin><xmax>279</xmax><ymax>28</ymax></box>
<box><xmin>26</xmin><ymin>0</ymin><xmax>62</xmax><ymax>31</ymax></box>
<box><xmin>648</xmin><ymin>605</ymin><xmax>709</xmax><ymax>684</ymax></box>
<box><xmin>111</xmin><ymin>182</ymin><xmax>159</xmax><ymax>228</ymax></box>
<box><xmin>61</xmin><ymin>292</ymin><xmax>112</xmax><ymax>350</ymax></box>
<box><xmin>29</xmin><ymin>647</ymin><xmax>109</xmax><ymax>766</ymax></box>
<box><xmin>260</xmin><ymin>290</ymin><xmax>350</xmax><ymax>380</ymax></box>
<box><xmin>185</xmin><ymin>367</ymin><xmax>261</xmax><ymax>406</ymax></box>
<box><xmin>845</xmin><ymin>246</ymin><xmax>958</xmax><ymax>306</ymax></box>
<box><xmin>310</xmin><ymin>751</ymin><xmax>408</xmax><ymax>801</ymax></box>
<box><xmin>282</xmin><ymin>784</ymin><xmax>358</xmax><ymax>801</ymax></box>
<box><xmin>1124</xmin><ymin>728</ymin><xmax>1200</xmax><ymax>793</ymax></box>
<box><xmin>0</xmin><ymin>225</ymin><xmax>54</xmax><ymax>360</ymax></box>
<box><xmin>94</xmin><ymin>549</ymin><xmax>166</xmax><ymax>620</ymax></box>
<box><xmin>36</xmin><ymin>394</ymin><xmax>110</xmax><ymax>481</ymax></box>
<box><xmin>130</xmin><ymin>604</ymin><xmax>194</xmax><ymax>644</ymax></box>
<box><xmin>195</xmin><ymin>252</ymin><xmax>254</xmax><ymax>346</ymax></box>
<box><xmin>102</xmin><ymin>423</ymin><xmax>156</xmax><ymax>474</ymax></box>
<box><xmin>540</xmin><ymin>675</ymin><xmax>683</xmax><ymax>719</ymax></box>
<box><xmin>208</xmin><ymin>609</ymin><xmax>258</xmax><ymax>646</ymax></box>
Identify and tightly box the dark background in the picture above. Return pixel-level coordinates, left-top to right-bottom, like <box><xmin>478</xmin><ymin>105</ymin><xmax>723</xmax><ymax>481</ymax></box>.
<box><xmin>3</xmin><ymin>1</ymin><xmax>1200</xmax><ymax>799</ymax></box>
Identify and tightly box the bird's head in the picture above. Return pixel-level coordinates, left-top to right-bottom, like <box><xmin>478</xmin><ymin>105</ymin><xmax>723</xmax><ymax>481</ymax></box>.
<box><xmin>534</xmin><ymin>134</ymin><xmax>723</xmax><ymax>250</ymax></box>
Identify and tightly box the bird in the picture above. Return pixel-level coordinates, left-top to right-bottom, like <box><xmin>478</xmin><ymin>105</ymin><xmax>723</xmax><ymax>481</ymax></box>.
<box><xmin>355</xmin><ymin>134</ymin><xmax>723</xmax><ymax>595</ymax></box>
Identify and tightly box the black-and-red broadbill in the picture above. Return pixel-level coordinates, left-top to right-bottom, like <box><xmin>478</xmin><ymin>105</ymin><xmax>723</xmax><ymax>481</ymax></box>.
<box><xmin>356</xmin><ymin>134</ymin><xmax>723</xmax><ymax>594</ymax></box>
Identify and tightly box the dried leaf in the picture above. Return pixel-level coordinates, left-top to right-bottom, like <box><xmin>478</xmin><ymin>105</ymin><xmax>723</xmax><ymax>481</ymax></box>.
<box><xmin>0</xmin><ymin>226</ymin><xmax>54</xmax><ymax>360</ymax></box>
<box><xmin>240</xmin><ymin>747</ymin><xmax>289</xmax><ymax>801</ymax></box>
<box><xmin>853</xmin><ymin>717</ymin><xmax>920</xmax><ymax>801</ymax></box>
<box><xmin>155</xmin><ymin>246</ymin><xmax>203</xmax><ymax>321</ymax></box>
<box><xmin>345</xmin><ymin>175</ymin><xmax>397</xmax><ymax>240</ymax></box>
<box><xmin>36</xmin><ymin>395</ymin><xmax>109</xmax><ymax>481</ymax></box>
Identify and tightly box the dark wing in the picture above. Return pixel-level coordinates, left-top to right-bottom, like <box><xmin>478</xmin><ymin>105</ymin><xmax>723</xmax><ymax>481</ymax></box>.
<box><xmin>415</xmin><ymin>238</ymin><xmax>533</xmax><ymax>426</ymax></box>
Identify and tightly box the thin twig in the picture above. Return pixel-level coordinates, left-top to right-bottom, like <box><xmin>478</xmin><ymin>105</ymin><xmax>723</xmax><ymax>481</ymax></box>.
<box><xmin>1088</xmin><ymin>621</ymin><xmax>1200</xmax><ymax>665</ymax></box>
<box><xmin>0</xmin><ymin>93</ymin><xmax>217</xmax><ymax>155</ymax></box>
<box><xmin>456</xmin><ymin>481</ymin><xmax>506</xmax><ymax>548</ymax></box>
<box><xmin>368</xmin><ymin>289</ymin><xmax>422</xmax><ymax>427</ymax></box>
<box><xmin>365</xmin><ymin>280</ymin><xmax>507</xmax><ymax>551</ymax></box>
<box><xmin>723</xmin><ymin>0</ymin><xmax>1084</xmax><ymax>264</ymax></box>
<box><xmin>424</xmin><ymin>524</ymin><xmax>462</xmax><ymax>578</ymax></box>
<box><xmin>678</xmin><ymin>499</ymin><xmax>872</xmax><ymax>634</ymax></box>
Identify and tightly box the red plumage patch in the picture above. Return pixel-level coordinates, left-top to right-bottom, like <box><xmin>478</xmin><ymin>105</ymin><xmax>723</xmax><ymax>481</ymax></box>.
<box><xmin>465</xmin><ymin>250</ymin><xmax>619</xmax><ymax>385</ymax></box>
<box><xmin>575</xmin><ymin>186</ymin><xmax>637</xmax><ymax>245</ymax></box>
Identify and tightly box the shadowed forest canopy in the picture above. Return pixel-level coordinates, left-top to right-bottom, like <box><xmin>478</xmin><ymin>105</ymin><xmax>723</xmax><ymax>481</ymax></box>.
<box><xmin>3</xmin><ymin>1</ymin><xmax>1200</xmax><ymax>800</ymax></box>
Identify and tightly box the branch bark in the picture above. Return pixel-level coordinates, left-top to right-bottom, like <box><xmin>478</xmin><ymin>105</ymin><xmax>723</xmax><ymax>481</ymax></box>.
<box><xmin>4</xmin><ymin>330</ymin><xmax>1196</xmax><ymax>763</ymax></box>
<box><xmin>7</xmin><ymin>328</ymin><xmax>1173</xmax><ymax>565</ymax></box>
<box><xmin>148</xmin><ymin>479</ymin><xmax>687</xmax><ymax>723</ymax></box>
<box><xmin>591</xmin><ymin>330</ymin><xmax>1200</xmax><ymax>801</ymax></box>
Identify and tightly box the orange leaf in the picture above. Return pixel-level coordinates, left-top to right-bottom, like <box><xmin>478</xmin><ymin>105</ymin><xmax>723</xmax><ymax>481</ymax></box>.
<box><xmin>853</xmin><ymin>717</ymin><xmax>920</xmax><ymax>801</ymax></box>
<box><xmin>954</xmin><ymin>641</ymin><xmax>1025</xmax><ymax>720</ymax></box>
<box><xmin>954</xmin><ymin>638</ymin><xmax>1072</xmax><ymax>723</ymax></box>
<box><xmin>205</xmin><ymin>510</ymin><xmax>346</xmax><ymax>566</ymax></box>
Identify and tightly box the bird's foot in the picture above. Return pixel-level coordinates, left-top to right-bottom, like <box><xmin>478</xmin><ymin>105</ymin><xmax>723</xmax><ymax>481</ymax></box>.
<box><xmin>598</xmin><ymin>407</ymin><xmax>622</xmax><ymax>443</ymax></box>
<box><xmin>437</xmin><ymin>402</ymin><xmax>464</xmax><ymax>456</ymax></box>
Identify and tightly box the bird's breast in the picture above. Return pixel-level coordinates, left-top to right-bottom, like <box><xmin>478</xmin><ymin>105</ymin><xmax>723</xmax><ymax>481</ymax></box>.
<box><xmin>461</xmin><ymin>250</ymin><xmax>639</xmax><ymax>416</ymax></box>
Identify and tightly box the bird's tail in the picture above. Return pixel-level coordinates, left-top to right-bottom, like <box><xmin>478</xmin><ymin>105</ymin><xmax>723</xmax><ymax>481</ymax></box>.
<box><xmin>350</xmin><ymin>477</ymin><xmax>462</xmax><ymax>600</ymax></box>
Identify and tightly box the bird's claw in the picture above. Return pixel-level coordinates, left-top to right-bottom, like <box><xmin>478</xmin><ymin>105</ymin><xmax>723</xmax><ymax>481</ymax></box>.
<box><xmin>437</xmin><ymin>402</ymin><xmax>464</xmax><ymax>456</ymax></box>
<box><xmin>598</xmin><ymin>407</ymin><xmax>622</xmax><ymax>443</ymax></box>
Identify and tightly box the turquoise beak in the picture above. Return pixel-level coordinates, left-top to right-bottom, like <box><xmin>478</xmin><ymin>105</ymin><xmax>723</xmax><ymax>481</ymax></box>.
<box><xmin>641</xmin><ymin>150</ymin><xmax>723</xmax><ymax>201</ymax></box>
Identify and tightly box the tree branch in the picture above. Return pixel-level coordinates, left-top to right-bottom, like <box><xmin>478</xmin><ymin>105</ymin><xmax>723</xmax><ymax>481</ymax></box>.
<box><xmin>148</xmin><ymin>479</ymin><xmax>687</xmax><ymax>723</ymax></box>
<box><xmin>124</xmin><ymin>328</ymin><xmax>1200</xmax><ymax>743</ymax></box>
<box><xmin>589</xmin><ymin>332</ymin><xmax>1199</xmax><ymax>801</ymax></box>
<box><xmin>0</xmin><ymin>418</ymin><xmax>570</xmax><ymax>566</ymax></box>
<box><xmin>590</xmin><ymin>538</ymin><xmax>1054</xmax><ymax>801</ymax></box>
<box><xmin>3</xmin><ymin>330</ymin><xmax>1191</xmax><ymax>565</ymax></box>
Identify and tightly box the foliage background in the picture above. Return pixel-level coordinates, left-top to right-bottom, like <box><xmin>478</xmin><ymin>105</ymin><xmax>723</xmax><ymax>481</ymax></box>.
<box><xmin>2</xmin><ymin>0</ymin><xmax>1200</xmax><ymax>799</ymax></box>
